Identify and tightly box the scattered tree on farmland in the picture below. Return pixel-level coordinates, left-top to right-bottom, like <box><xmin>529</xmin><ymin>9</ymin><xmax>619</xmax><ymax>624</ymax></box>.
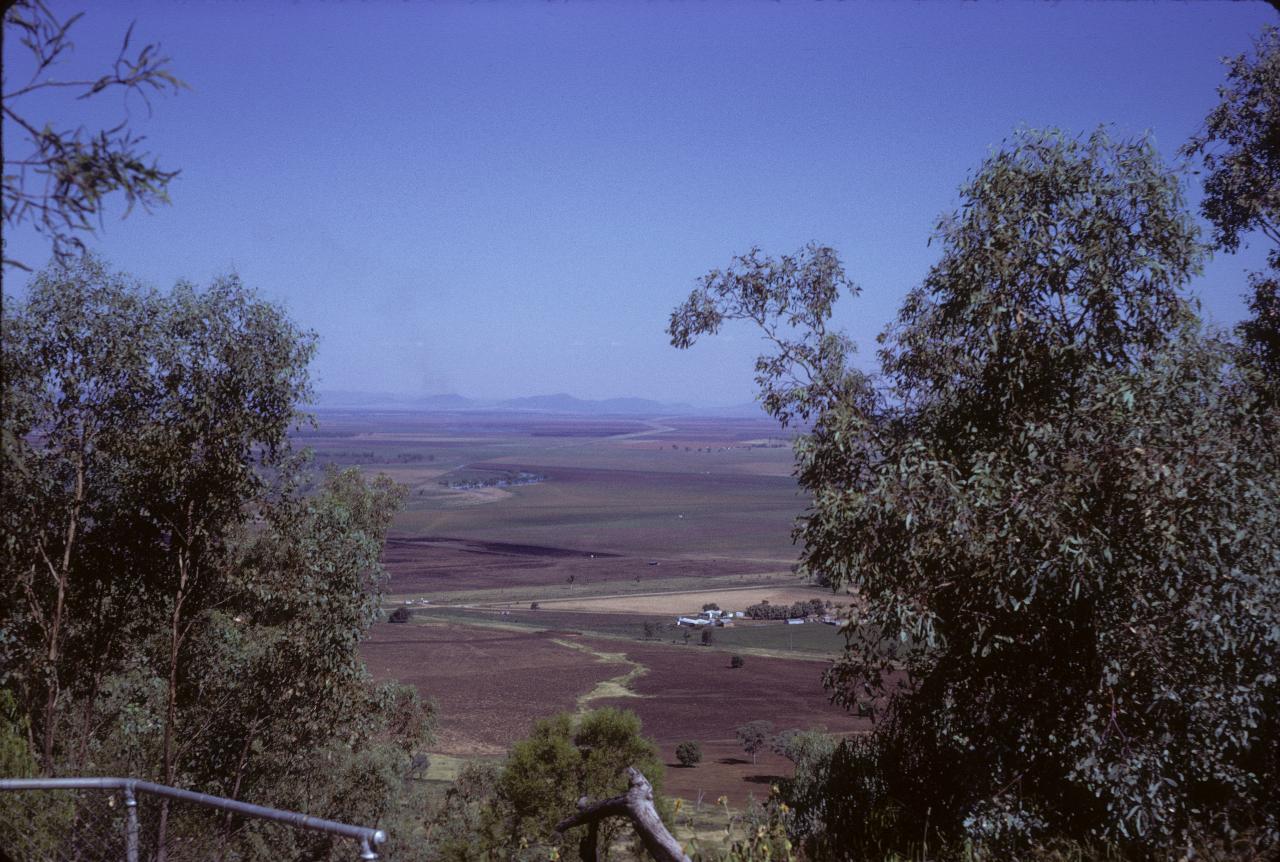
<box><xmin>642</xmin><ymin>621</ymin><xmax>658</xmax><ymax>640</ymax></box>
<box><xmin>730</xmin><ymin>655</ymin><xmax>745</xmax><ymax>669</ymax></box>
<box><xmin>700</xmin><ymin>627</ymin><xmax>714</xmax><ymax>646</ymax></box>
<box><xmin>408</xmin><ymin>752</ymin><xmax>431</xmax><ymax>780</ymax></box>
<box><xmin>675</xmin><ymin>741</ymin><xmax>702</xmax><ymax>768</ymax></box>
<box><xmin>670</xmin><ymin>127</ymin><xmax>1280</xmax><ymax>856</ymax></box>
<box><xmin>735</xmin><ymin>720</ymin><xmax>773</xmax><ymax>765</ymax></box>
<box><xmin>0</xmin><ymin>257</ymin><xmax>434</xmax><ymax>855</ymax></box>
<box><xmin>389</xmin><ymin>606</ymin><xmax>412</xmax><ymax>623</ymax></box>
<box><xmin>2</xmin><ymin>2</ymin><xmax>185</xmax><ymax>271</ymax></box>
<box><xmin>681</xmin><ymin>629</ymin><xmax>691</xmax><ymax>646</ymax></box>
<box><xmin>701</xmin><ymin>603</ymin><xmax>720</xmax><ymax>611</ymax></box>
<box><xmin>531</xmin><ymin>601</ymin><xmax>541</xmax><ymax>610</ymax></box>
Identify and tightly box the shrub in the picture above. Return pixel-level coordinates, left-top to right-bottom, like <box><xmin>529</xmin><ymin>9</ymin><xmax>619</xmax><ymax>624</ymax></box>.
<box><xmin>529</xmin><ymin>602</ymin><xmax>540</xmax><ymax>610</ymax></box>
<box><xmin>675</xmin><ymin>740</ymin><xmax>702</xmax><ymax>768</ymax></box>
<box><xmin>730</xmin><ymin>655</ymin><xmax>745</xmax><ymax>669</ymax></box>
<box><xmin>700</xmin><ymin>627</ymin><xmax>714</xmax><ymax>646</ymax></box>
<box><xmin>388</xmin><ymin>606</ymin><xmax>411</xmax><ymax>624</ymax></box>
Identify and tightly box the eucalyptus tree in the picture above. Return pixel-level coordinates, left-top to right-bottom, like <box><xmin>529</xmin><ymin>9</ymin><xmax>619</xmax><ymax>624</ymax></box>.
<box><xmin>669</xmin><ymin>129</ymin><xmax>1280</xmax><ymax>855</ymax></box>
<box><xmin>2</xmin><ymin>257</ymin><xmax>433</xmax><ymax>857</ymax></box>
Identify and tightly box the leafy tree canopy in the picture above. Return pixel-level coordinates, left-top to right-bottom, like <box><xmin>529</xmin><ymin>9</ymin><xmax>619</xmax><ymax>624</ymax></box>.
<box><xmin>497</xmin><ymin>708</ymin><xmax>666</xmax><ymax>862</ymax></box>
<box><xmin>669</xmin><ymin>128</ymin><xmax>1280</xmax><ymax>856</ymax></box>
<box><xmin>1</xmin><ymin>257</ymin><xmax>433</xmax><ymax>859</ymax></box>
<box><xmin>1184</xmin><ymin>26</ymin><xmax>1280</xmax><ymax>253</ymax></box>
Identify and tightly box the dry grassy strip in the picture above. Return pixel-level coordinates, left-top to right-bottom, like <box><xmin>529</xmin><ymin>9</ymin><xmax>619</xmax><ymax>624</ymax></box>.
<box><xmin>386</xmin><ymin>570</ymin><xmax>801</xmax><ymax>606</ymax></box>
<box><xmin>551</xmin><ymin>638</ymin><xmax>650</xmax><ymax>711</ymax></box>
<box><xmin>516</xmin><ymin>585</ymin><xmax>842</xmax><ymax>615</ymax></box>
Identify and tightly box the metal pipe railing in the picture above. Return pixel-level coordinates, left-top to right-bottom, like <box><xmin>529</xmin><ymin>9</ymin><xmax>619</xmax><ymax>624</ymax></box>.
<box><xmin>0</xmin><ymin>777</ymin><xmax>388</xmax><ymax>860</ymax></box>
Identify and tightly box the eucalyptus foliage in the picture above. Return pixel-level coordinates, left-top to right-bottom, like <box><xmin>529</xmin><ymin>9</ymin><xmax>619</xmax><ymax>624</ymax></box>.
<box><xmin>669</xmin><ymin>129</ymin><xmax>1280</xmax><ymax>855</ymax></box>
<box><xmin>1184</xmin><ymin>26</ymin><xmax>1280</xmax><ymax>401</ymax></box>
<box><xmin>2</xmin><ymin>2</ymin><xmax>185</xmax><ymax>271</ymax></box>
<box><xmin>1</xmin><ymin>257</ymin><xmax>433</xmax><ymax>859</ymax></box>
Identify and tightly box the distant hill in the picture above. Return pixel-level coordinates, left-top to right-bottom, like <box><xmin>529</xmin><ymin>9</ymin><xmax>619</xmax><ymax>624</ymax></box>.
<box><xmin>493</xmin><ymin>393</ymin><xmax>696</xmax><ymax>415</ymax></box>
<box><xmin>313</xmin><ymin>390</ymin><xmax>720</xmax><ymax>415</ymax></box>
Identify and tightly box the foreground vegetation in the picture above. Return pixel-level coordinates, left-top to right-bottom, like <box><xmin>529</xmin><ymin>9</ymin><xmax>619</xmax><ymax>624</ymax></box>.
<box><xmin>0</xmin><ymin>261</ymin><xmax>435</xmax><ymax>857</ymax></box>
<box><xmin>668</xmin><ymin>31</ymin><xmax>1280</xmax><ymax>862</ymax></box>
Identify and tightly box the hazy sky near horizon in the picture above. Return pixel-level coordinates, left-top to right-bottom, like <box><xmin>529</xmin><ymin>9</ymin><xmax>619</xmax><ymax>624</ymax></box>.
<box><xmin>4</xmin><ymin>1</ymin><xmax>1276</xmax><ymax>406</ymax></box>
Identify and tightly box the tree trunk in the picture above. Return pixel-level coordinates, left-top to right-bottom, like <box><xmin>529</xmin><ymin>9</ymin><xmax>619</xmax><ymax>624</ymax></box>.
<box><xmin>40</xmin><ymin>449</ymin><xmax>84</xmax><ymax>774</ymax></box>
<box><xmin>157</xmin><ymin>507</ymin><xmax>195</xmax><ymax>862</ymax></box>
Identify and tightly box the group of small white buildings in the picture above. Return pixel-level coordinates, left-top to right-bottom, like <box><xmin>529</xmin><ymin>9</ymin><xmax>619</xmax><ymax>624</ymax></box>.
<box><xmin>674</xmin><ymin>608</ymin><xmax>744</xmax><ymax>627</ymax></box>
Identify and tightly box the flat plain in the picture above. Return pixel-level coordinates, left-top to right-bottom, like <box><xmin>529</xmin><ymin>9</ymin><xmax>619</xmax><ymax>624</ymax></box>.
<box><xmin>305</xmin><ymin>408</ymin><xmax>866</xmax><ymax>803</ymax></box>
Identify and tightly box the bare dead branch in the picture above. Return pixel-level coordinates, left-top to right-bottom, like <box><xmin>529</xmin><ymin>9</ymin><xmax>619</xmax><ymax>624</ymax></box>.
<box><xmin>554</xmin><ymin>767</ymin><xmax>689</xmax><ymax>862</ymax></box>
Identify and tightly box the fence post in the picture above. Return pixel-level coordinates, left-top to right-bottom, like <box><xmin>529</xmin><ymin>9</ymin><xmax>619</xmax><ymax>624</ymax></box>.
<box><xmin>123</xmin><ymin>783</ymin><xmax>139</xmax><ymax>862</ymax></box>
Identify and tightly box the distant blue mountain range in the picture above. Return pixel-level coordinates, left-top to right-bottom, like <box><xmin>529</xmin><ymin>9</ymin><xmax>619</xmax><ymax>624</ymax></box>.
<box><xmin>313</xmin><ymin>390</ymin><xmax>764</xmax><ymax>417</ymax></box>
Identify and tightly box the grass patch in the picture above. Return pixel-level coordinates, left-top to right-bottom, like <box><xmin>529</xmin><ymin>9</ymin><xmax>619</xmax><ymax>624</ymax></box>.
<box><xmin>551</xmin><ymin>638</ymin><xmax>650</xmax><ymax>710</ymax></box>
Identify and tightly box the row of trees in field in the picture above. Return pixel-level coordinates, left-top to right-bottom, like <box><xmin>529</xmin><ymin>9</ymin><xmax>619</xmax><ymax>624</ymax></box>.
<box><xmin>742</xmin><ymin>599</ymin><xmax>828</xmax><ymax>621</ymax></box>
<box><xmin>667</xmin><ymin>27</ymin><xmax>1280</xmax><ymax>861</ymax></box>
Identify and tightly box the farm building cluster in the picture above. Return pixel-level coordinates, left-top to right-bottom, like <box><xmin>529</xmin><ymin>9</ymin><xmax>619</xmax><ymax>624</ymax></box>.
<box><xmin>675</xmin><ymin>608</ymin><xmax>742</xmax><ymax>627</ymax></box>
<box><xmin>675</xmin><ymin>600</ymin><xmax>839</xmax><ymax>628</ymax></box>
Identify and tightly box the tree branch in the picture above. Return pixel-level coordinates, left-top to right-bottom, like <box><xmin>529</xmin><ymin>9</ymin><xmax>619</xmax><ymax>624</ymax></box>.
<box><xmin>554</xmin><ymin>767</ymin><xmax>689</xmax><ymax>862</ymax></box>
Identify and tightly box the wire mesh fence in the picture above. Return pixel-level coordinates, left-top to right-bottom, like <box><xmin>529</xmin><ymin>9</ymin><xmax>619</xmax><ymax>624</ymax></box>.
<box><xmin>0</xmin><ymin>779</ymin><xmax>386</xmax><ymax>862</ymax></box>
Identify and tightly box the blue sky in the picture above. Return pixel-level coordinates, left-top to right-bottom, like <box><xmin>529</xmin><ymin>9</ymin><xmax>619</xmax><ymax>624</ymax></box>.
<box><xmin>4</xmin><ymin>1</ymin><xmax>1275</xmax><ymax>406</ymax></box>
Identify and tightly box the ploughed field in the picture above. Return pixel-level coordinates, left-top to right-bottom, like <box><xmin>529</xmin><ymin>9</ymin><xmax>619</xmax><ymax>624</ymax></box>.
<box><xmin>307</xmin><ymin>409</ymin><xmax>804</xmax><ymax>598</ymax></box>
<box><xmin>382</xmin><ymin>535</ymin><xmax>784</xmax><ymax>599</ymax></box>
<box><xmin>362</xmin><ymin>620</ymin><xmax>872</xmax><ymax>803</ymax></box>
<box><xmin>362</xmin><ymin>622</ymin><xmax>620</xmax><ymax>755</ymax></box>
<box><xmin>315</xmin><ymin>410</ymin><xmax>868</xmax><ymax>803</ymax></box>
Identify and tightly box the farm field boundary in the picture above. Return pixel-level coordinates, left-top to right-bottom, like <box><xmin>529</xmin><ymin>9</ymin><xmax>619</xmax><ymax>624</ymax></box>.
<box><xmin>405</xmin><ymin>606</ymin><xmax>849</xmax><ymax>661</ymax></box>
<box><xmin>502</xmin><ymin>584</ymin><xmax>844</xmax><ymax>615</ymax></box>
<box><xmin>387</xmin><ymin>569</ymin><xmax>802</xmax><ymax>606</ymax></box>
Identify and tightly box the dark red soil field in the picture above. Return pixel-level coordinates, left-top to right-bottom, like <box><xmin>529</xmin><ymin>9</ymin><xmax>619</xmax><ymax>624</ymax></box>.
<box><xmin>661</xmin><ymin>741</ymin><xmax>796</xmax><ymax>806</ymax></box>
<box><xmin>364</xmin><ymin>620</ymin><xmax>878</xmax><ymax>803</ymax></box>
<box><xmin>580</xmin><ymin>638</ymin><xmax>870</xmax><ymax>743</ymax></box>
<box><xmin>362</xmin><ymin>622</ymin><xmax>619</xmax><ymax>755</ymax></box>
<box><xmin>382</xmin><ymin>536</ymin><xmax>781</xmax><ymax>595</ymax></box>
<box><xmin>581</xmin><ymin>638</ymin><xmax>878</xmax><ymax>804</ymax></box>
